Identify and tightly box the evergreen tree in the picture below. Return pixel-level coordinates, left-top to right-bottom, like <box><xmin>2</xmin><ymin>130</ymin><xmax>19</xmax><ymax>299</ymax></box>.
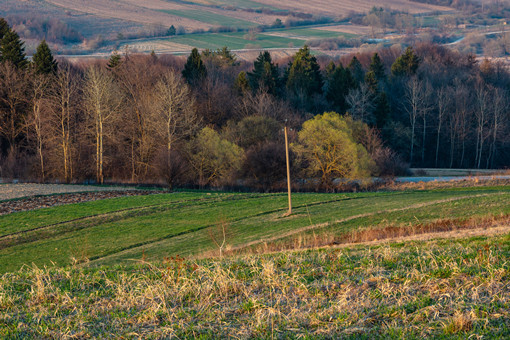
<box><xmin>32</xmin><ymin>40</ymin><xmax>58</xmax><ymax>75</ymax></box>
<box><xmin>326</xmin><ymin>62</ymin><xmax>355</xmax><ymax>113</ymax></box>
<box><xmin>107</xmin><ymin>50</ymin><xmax>122</xmax><ymax>69</ymax></box>
<box><xmin>348</xmin><ymin>56</ymin><xmax>364</xmax><ymax>85</ymax></box>
<box><xmin>247</xmin><ymin>51</ymin><xmax>280</xmax><ymax>96</ymax></box>
<box><xmin>364</xmin><ymin>70</ymin><xmax>378</xmax><ymax>93</ymax></box>
<box><xmin>0</xmin><ymin>29</ymin><xmax>28</xmax><ymax>69</ymax></box>
<box><xmin>373</xmin><ymin>91</ymin><xmax>390</xmax><ymax>129</ymax></box>
<box><xmin>0</xmin><ymin>18</ymin><xmax>9</xmax><ymax>41</ymax></box>
<box><xmin>182</xmin><ymin>48</ymin><xmax>207</xmax><ymax>86</ymax></box>
<box><xmin>286</xmin><ymin>45</ymin><xmax>323</xmax><ymax>98</ymax></box>
<box><xmin>369</xmin><ymin>53</ymin><xmax>385</xmax><ymax>80</ymax></box>
<box><xmin>234</xmin><ymin>71</ymin><xmax>250</xmax><ymax>95</ymax></box>
<box><xmin>167</xmin><ymin>25</ymin><xmax>176</xmax><ymax>36</ymax></box>
<box><xmin>391</xmin><ymin>46</ymin><xmax>420</xmax><ymax>77</ymax></box>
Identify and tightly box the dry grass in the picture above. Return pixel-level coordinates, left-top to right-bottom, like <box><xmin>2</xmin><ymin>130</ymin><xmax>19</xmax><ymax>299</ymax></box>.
<box><xmin>1</xmin><ymin>234</ymin><xmax>509</xmax><ymax>338</ymax></box>
<box><xmin>232</xmin><ymin>213</ymin><xmax>510</xmax><ymax>256</ymax></box>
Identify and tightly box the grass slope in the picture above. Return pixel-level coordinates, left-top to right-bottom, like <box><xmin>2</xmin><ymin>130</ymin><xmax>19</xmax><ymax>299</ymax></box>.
<box><xmin>1</xmin><ymin>234</ymin><xmax>509</xmax><ymax>338</ymax></box>
<box><xmin>0</xmin><ymin>186</ymin><xmax>509</xmax><ymax>273</ymax></box>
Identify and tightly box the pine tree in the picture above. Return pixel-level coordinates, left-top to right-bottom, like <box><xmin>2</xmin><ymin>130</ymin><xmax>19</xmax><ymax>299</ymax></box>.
<box><xmin>326</xmin><ymin>62</ymin><xmax>355</xmax><ymax>113</ymax></box>
<box><xmin>32</xmin><ymin>40</ymin><xmax>58</xmax><ymax>75</ymax></box>
<box><xmin>0</xmin><ymin>29</ymin><xmax>28</xmax><ymax>69</ymax></box>
<box><xmin>247</xmin><ymin>51</ymin><xmax>280</xmax><ymax>95</ymax></box>
<box><xmin>373</xmin><ymin>91</ymin><xmax>390</xmax><ymax>129</ymax></box>
<box><xmin>391</xmin><ymin>46</ymin><xmax>420</xmax><ymax>77</ymax></box>
<box><xmin>369</xmin><ymin>53</ymin><xmax>385</xmax><ymax>80</ymax></box>
<box><xmin>167</xmin><ymin>25</ymin><xmax>176</xmax><ymax>36</ymax></box>
<box><xmin>364</xmin><ymin>70</ymin><xmax>378</xmax><ymax>93</ymax></box>
<box><xmin>0</xmin><ymin>18</ymin><xmax>9</xmax><ymax>41</ymax></box>
<box><xmin>107</xmin><ymin>50</ymin><xmax>122</xmax><ymax>69</ymax></box>
<box><xmin>348</xmin><ymin>56</ymin><xmax>364</xmax><ymax>85</ymax></box>
<box><xmin>182</xmin><ymin>48</ymin><xmax>207</xmax><ymax>86</ymax></box>
<box><xmin>286</xmin><ymin>45</ymin><xmax>323</xmax><ymax>98</ymax></box>
<box><xmin>234</xmin><ymin>71</ymin><xmax>250</xmax><ymax>95</ymax></box>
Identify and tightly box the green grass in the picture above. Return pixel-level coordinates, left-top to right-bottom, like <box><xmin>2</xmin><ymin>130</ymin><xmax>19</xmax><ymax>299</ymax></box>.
<box><xmin>159</xmin><ymin>9</ymin><xmax>257</xmax><ymax>28</ymax></box>
<box><xmin>166</xmin><ymin>31</ymin><xmax>305</xmax><ymax>50</ymax></box>
<box><xmin>0</xmin><ymin>186</ymin><xmax>509</xmax><ymax>273</ymax></box>
<box><xmin>268</xmin><ymin>27</ymin><xmax>357</xmax><ymax>39</ymax></box>
<box><xmin>190</xmin><ymin>0</ymin><xmax>282</xmax><ymax>10</ymax></box>
<box><xmin>1</xmin><ymin>233</ymin><xmax>509</xmax><ymax>338</ymax></box>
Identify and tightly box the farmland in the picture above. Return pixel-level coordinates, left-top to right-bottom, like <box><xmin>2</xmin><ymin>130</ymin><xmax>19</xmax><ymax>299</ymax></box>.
<box><xmin>0</xmin><ymin>218</ymin><xmax>509</xmax><ymax>337</ymax></box>
<box><xmin>1</xmin><ymin>0</ymin><xmax>458</xmax><ymax>55</ymax></box>
<box><xmin>1</xmin><ymin>185</ymin><xmax>509</xmax><ymax>273</ymax></box>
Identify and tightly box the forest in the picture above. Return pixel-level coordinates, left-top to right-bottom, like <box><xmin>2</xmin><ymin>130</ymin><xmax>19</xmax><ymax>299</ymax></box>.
<box><xmin>0</xmin><ymin>17</ymin><xmax>509</xmax><ymax>190</ymax></box>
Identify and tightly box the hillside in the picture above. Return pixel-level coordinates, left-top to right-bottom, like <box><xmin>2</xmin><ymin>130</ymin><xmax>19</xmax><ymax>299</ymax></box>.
<box><xmin>1</xmin><ymin>0</ymin><xmax>454</xmax><ymax>55</ymax></box>
<box><xmin>1</xmin><ymin>231</ymin><xmax>509</xmax><ymax>337</ymax></box>
<box><xmin>1</xmin><ymin>185</ymin><xmax>509</xmax><ymax>273</ymax></box>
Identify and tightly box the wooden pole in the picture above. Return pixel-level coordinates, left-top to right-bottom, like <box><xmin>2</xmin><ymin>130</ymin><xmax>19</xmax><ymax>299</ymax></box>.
<box><xmin>284</xmin><ymin>125</ymin><xmax>292</xmax><ymax>215</ymax></box>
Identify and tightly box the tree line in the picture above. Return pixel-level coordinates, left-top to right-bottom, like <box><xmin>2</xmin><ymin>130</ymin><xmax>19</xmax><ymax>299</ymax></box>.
<box><xmin>0</xmin><ymin>18</ymin><xmax>509</xmax><ymax>190</ymax></box>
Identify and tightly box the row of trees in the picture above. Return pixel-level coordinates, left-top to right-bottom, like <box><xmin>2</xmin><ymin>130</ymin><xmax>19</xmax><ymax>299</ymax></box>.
<box><xmin>1</xmin><ymin>17</ymin><xmax>509</xmax><ymax>190</ymax></box>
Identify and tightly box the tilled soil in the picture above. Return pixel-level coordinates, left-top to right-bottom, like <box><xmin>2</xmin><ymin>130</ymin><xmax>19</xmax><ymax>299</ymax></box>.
<box><xmin>0</xmin><ymin>186</ymin><xmax>163</xmax><ymax>215</ymax></box>
<box><xmin>0</xmin><ymin>183</ymin><xmax>144</xmax><ymax>201</ymax></box>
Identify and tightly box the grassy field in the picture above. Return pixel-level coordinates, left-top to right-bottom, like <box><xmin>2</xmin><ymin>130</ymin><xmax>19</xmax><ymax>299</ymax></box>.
<box><xmin>123</xmin><ymin>27</ymin><xmax>357</xmax><ymax>53</ymax></box>
<box><xmin>1</xmin><ymin>233</ymin><xmax>508</xmax><ymax>337</ymax></box>
<box><xmin>1</xmin><ymin>186</ymin><xmax>509</xmax><ymax>274</ymax></box>
<box><xmin>125</xmin><ymin>31</ymin><xmax>307</xmax><ymax>52</ymax></box>
<box><xmin>158</xmin><ymin>9</ymin><xmax>257</xmax><ymax>29</ymax></box>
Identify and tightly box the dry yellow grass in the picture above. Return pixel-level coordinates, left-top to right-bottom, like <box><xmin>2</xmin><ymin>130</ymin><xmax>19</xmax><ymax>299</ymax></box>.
<box><xmin>1</xmin><ymin>233</ymin><xmax>509</xmax><ymax>338</ymax></box>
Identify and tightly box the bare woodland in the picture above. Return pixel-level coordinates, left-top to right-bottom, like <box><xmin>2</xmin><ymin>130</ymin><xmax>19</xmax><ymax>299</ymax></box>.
<box><xmin>1</xmin><ymin>41</ymin><xmax>510</xmax><ymax>190</ymax></box>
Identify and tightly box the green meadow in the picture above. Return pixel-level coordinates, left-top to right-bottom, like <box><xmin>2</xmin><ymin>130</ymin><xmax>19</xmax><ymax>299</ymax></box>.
<box><xmin>1</xmin><ymin>186</ymin><xmax>509</xmax><ymax>273</ymax></box>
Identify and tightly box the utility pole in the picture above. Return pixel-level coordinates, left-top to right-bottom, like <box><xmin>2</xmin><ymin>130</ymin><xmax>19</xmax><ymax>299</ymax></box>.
<box><xmin>284</xmin><ymin>123</ymin><xmax>292</xmax><ymax>216</ymax></box>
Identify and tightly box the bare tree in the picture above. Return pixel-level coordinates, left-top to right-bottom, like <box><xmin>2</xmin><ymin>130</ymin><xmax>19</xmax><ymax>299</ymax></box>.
<box><xmin>435</xmin><ymin>86</ymin><xmax>451</xmax><ymax>167</ymax></box>
<box><xmin>0</xmin><ymin>62</ymin><xmax>27</xmax><ymax>156</ymax></box>
<box><xmin>486</xmin><ymin>86</ymin><xmax>507</xmax><ymax>168</ymax></box>
<box><xmin>474</xmin><ymin>81</ymin><xmax>490</xmax><ymax>169</ymax></box>
<box><xmin>27</xmin><ymin>73</ymin><xmax>51</xmax><ymax>181</ymax></box>
<box><xmin>83</xmin><ymin>66</ymin><xmax>122</xmax><ymax>184</ymax></box>
<box><xmin>152</xmin><ymin>70</ymin><xmax>199</xmax><ymax>187</ymax></box>
<box><xmin>419</xmin><ymin>81</ymin><xmax>433</xmax><ymax>164</ymax></box>
<box><xmin>47</xmin><ymin>65</ymin><xmax>79</xmax><ymax>182</ymax></box>
<box><xmin>403</xmin><ymin>77</ymin><xmax>428</xmax><ymax>165</ymax></box>
<box><xmin>346</xmin><ymin>83</ymin><xmax>375</xmax><ymax>125</ymax></box>
<box><xmin>115</xmin><ymin>57</ymin><xmax>162</xmax><ymax>181</ymax></box>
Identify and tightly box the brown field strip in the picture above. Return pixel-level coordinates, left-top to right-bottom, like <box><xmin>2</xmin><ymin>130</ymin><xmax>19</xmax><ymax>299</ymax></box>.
<box><xmin>230</xmin><ymin>193</ymin><xmax>504</xmax><ymax>253</ymax></box>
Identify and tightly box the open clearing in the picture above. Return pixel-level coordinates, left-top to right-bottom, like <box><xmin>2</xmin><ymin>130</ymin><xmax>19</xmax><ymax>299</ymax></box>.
<box><xmin>0</xmin><ymin>185</ymin><xmax>509</xmax><ymax>273</ymax></box>
<box><xmin>0</xmin><ymin>184</ymin><xmax>509</xmax><ymax>337</ymax></box>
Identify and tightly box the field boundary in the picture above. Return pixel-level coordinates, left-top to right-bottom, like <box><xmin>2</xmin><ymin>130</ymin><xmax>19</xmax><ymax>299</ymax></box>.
<box><xmin>230</xmin><ymin>192</ymin><xmax>506</xmax><ymax>252</ymax></box>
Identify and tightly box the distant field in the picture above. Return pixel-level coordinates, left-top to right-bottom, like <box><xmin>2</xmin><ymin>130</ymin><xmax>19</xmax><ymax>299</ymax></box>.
<box><xmin>124</xmin><ymin>31</ymin><xmax>307</xmax><ymax>52</ymax></box>
<box><xmin>1</xmin><ymin>186</ymin><xmax>509</xmax><ymax>273</ymax></box>
<box><xmin>122</xmin><ymin>26</ymin><xmax>358</xmax><ymax>53</ymax></box>
<box><xmin>158</xmin><ymin>9</ymin><xmax>257</xmax><ymax>28</ymax></box>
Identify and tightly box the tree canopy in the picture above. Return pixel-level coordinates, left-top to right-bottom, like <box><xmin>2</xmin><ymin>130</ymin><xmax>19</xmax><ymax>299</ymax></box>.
<box><xmin>286</xmin><ymin>45</ymin><xmax>323</xmax><ymax>98</ymax></box>
<box><xmin>294</xmin><ymin>112</ymin><xmax>375</xmax><ymax>188</ymax></box>
<box><xmin>0</xmin><ymin>29</ymin><xmax>28</xmax><ymax>69</ymax></box>
<box><xmin>32</xmin><ymin>40</ymin><xmax>58</xmax><ymax>75</ymax></box>
<box><xmin>247</xmin><ymin>51</ymin><xmax>280</xmax><ymax>96</ymax></box>
<box><xmin>182</xmin><ymin>48</ymin><xmax>207</xmax><ymax>86</ymax></box>
<box><xmin>391</xmin><ymin>46</ymin><xmax>420</xmax><ymax>77</ymax></box>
